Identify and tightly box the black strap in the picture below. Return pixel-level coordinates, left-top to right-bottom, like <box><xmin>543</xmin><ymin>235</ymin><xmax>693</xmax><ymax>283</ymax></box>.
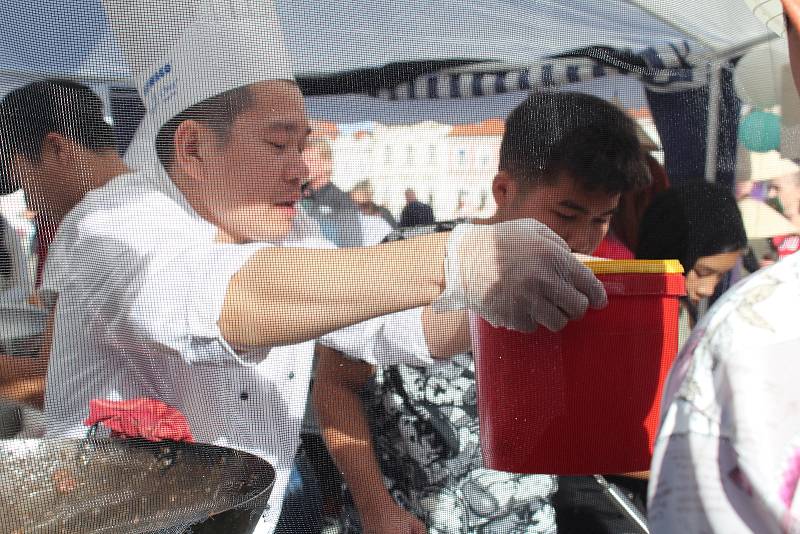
<box><xmin>0</xmin><ymin>217</ymin><xmax>12</xmax><ymax>284</ymax></box>
<box><xmin>384</xmin><ymin>365</ymin><xmax>460</xmax><ymax>459</ymax></box>
<box><xmin>380</xmin><ymin>220</ymin><xmax>464</xmax><ymax>243</ymax></box>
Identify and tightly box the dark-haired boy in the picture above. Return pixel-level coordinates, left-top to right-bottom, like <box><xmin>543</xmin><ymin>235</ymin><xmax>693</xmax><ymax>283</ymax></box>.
<box><xmin>314</xmin><ymin>90</ymin><xmax>651</xmax><ymax>534</ymax></box>
<box><xmin>0</xmin><ymin>79</ymin><xmax>128</xmax><ymax>415</ymax></box>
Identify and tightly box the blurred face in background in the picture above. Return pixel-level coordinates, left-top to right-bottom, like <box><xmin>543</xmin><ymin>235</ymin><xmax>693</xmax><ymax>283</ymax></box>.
<box><xmin>303</xmin><ymin>145</ymin><xmax>333</xmax><ymax>191</ymax></box>
<box><xmin>685</xmin><ymin>251</ymin><xmax>743</xmax><ymax>305</ymax></box>
<box><xmin>350</xmin><ymin>186</ymin><xmax>373</xmax><ymax>206</ymax></box>
<box><xmin>8</xmin><ymin>136</ymin><xmax>102</xmax><ymax>217</ymax></box>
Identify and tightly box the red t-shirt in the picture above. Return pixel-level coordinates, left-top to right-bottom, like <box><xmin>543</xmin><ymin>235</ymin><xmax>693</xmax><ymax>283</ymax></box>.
<box><xmin>771</xmin><ymin>234</ymin><xmax>800</xmax><ymax>259</ymax></box>
<box><xmin>34</xmin><ymin>221</ymin><xmax>58</xmax><ymax>288</ymax></box>
<box><xmin>593</xmin><ymin>235</ymin><xmax>635</xmax><ymax>260</ymax></box>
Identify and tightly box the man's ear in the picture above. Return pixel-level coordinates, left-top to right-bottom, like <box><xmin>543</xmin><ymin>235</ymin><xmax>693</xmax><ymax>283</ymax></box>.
<box><xmin>40</xmin><ymin>132</ymin><xmax>77</xmax><ymax>165</ymax></box>
<box><xmin>174</xmin><ymin>120</ymin><xmax>217</xmax><ymax>180</ymax></box>
<box><xmin>492</xmin><ymin>170</ymin><xmax>521</xmax><ymax>209</ymax></box>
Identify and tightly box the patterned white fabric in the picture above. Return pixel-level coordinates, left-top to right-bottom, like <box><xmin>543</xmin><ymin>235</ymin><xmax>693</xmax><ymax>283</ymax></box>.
<box><xmin>364</xmin><ymin>354</ymin><xmax>558</xmax><ymax>534</ymax></box>
<box><xmin>649</xmin><ymin>252</ymin><xmax>800</xmax><ymax>533</ymax></box>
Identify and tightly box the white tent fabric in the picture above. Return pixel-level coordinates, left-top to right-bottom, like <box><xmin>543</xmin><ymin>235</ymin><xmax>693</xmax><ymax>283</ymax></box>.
<box><xmin>0</xmin><ymin>0</ymin><xmax>775</xmax><ymax>90</ymax></box>
<box><xmin>0</xmin><ymin>0</ymin><xmax>777</xmax><ymax>129</ymax></box>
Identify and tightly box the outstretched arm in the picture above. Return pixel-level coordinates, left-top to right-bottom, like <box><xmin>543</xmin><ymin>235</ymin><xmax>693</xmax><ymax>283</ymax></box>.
<box><xmin>221</xmin><ymin>220</ymin><xmax>607</xmax><ymax>349</ymax></box>
<box><xmin>221</xmin><ymin>233</ymin><xmax>448</xmax><ymax>348</ymax></box>
<box><xmin>313</xmin><ymin>345</ymin><xmax>426</xmax><ymax>534</ymax></box>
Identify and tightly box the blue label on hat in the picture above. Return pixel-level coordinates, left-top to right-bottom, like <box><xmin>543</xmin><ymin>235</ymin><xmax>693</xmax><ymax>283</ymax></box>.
<box><xmin>143</xmin><ymin>63</ymin><xmax>173</xmax><ymax>96</ymax></box>
<box><xmin>146</xmin><ymin>79</ymin><xmax>178</xmax><ymax>111</ymax></box>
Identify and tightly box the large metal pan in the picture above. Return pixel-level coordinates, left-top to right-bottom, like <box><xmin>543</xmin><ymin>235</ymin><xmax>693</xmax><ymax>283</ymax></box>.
<box><xmin>0</xmin><ymin>438</ymin><xmax>274</xmax><ymax>534</ymax></box>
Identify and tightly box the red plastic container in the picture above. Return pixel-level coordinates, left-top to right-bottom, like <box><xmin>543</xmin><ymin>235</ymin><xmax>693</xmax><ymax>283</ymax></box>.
<box><xmin>472</xmin><ymin>260</ymin><xmax>686</xmax><ymax>475</ymax></box>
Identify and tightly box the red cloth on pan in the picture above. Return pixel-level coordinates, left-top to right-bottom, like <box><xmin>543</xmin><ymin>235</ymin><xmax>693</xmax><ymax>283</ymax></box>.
<box><xmin>84</xmin><ymin>398</ymin><xmax>194</xmax><ymax>442</ymax></box>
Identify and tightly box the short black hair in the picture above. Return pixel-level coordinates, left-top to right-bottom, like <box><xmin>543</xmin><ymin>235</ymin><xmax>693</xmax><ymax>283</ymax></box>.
<box><xmin>636</xmin><ymin>182</ymin><xmax>748</xmax><ymax>272</ymax></box>
<box><xmin>0</xmin><ymin>79</ymin><xmax>117</xmax><ymax>193</ymax></box>
<box><xmin>499</xmin><ymin>91</ymin><xmax>650</xmax><ymax>194</ymax></box>
<box><xmin>155</xmin><ymin>85</ymin><xmax>255</xmax><ymax>171</ymax></box>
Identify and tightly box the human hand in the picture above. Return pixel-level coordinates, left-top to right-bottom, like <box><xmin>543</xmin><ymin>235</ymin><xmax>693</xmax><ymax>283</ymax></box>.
<box><xmin>433</xmin><ymin>219</ymin><xmax>607</xmax><ymax>332</ymax></box>
<box><xmin>360</xmin><ymin>500</ymin><xmax>427</xmax><ymax>534</ymax></box>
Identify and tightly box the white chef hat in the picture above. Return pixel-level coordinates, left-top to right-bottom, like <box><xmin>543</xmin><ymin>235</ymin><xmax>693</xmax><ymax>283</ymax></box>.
<box><xmin>102</xmin><ymin>0</ymin><xmax>295</xmax><ymax>164</ymax></box>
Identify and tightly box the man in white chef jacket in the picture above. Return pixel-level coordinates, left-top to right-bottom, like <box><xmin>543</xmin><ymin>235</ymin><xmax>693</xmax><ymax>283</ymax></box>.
<box><xmin>40</xmin><ymin>1</ymin><xmax>607</xmax><ymax>532</ymax></box>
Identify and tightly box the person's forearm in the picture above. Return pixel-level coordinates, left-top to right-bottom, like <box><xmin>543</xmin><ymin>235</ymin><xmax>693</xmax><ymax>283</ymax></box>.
<box><xmin>0</xmin><ymin>356</ymin><xmax>46</xmax><ymax>408</ymax></box>
<box><xmin>421</xmin><ymin>307</ymin><xmax>471</xmax><ymax>358</ymax></box>
<box><xmin>312</xmin><ymin>354</ymin><xmax>396</xmax><ymax>517</ymax></box>
<box><xmin>221</xmin><ymin>233</ymin><xmax>448</xmax><ymax>348</ymax></box>
<box><xmin>0</xmin><ymin>308</ymin><xmax>53</xmax><ymax>409</ymax></box>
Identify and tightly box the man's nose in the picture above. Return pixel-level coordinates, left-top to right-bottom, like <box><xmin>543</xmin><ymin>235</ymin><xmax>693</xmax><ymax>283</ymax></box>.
<box><xmin>289</xmin><ymin>151</ymin><xmax>310</xmax><ymax>184</ymax></box>
<box><xmin>568</xmin><ymin>232</ymin><xmax>601</xmax><ymax>255</ymax></box>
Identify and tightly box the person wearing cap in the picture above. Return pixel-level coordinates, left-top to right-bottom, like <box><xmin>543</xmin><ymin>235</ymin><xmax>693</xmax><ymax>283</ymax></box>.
<box><xmin>39</xmin><ymin>2</ymin><xmax>606</xmax><ymax>532</ymax></box>
<box><xmin>647</xmin><ymin>1</ymin><xmax>800</xmax><ymax>531</ymax></box>
<box><xmin>313</xmin><ymin>92</ymin><xmax>651</xmax><ymax>534</ymax></box>
<box><xmin>351</xmin><ymin>179</ymin><xmax>398</xmax><ymax>229</ymax></box>
<box><xmin>0</xmin><ymin>80</ymin><xmax>128</xmax><ymax>438</ymax></box>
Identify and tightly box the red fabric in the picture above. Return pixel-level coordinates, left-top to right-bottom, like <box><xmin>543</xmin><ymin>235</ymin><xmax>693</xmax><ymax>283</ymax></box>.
<box><xmin>84</xmin><ymin>398</ymin><xmax>194</xmax><ymax>442</ymax></box>
<box><xmin>772</xmin><ymin>235</ymin><xmax>800</xmax><ymax>259</ymax></box>
<box><xmin>593</xmin><ymin>235</ymin><xmax>635</xmax><ymax>260</ymax></box>
<box><xmin>34</xmin><ymin>220</ymin><xmax>58</xmax><ymax>288</ymax></box>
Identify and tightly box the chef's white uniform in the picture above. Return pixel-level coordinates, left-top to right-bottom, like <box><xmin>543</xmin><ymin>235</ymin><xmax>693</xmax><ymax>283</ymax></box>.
<box><xmin>41</xmin><ymin>165</ymin><xmax>435</xmax><ymax>533</ymax></box>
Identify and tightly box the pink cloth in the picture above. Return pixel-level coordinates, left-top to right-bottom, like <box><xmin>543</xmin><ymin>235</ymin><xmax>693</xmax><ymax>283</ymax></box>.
<box><xmin>84</xmin><ymin>398</ymin><xmax>194</xmax><ymax>442</ymax></box>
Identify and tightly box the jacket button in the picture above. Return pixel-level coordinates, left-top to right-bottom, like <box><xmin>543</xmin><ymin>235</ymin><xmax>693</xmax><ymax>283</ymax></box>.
<box><xmin>240</xmin><ymin>391</ymin><xmax>249</xmax><ymax>401</ymax></box>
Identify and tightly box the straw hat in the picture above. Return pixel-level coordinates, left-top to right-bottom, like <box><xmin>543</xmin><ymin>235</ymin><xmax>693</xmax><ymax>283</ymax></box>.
<box><xmin>737</xmin><ymin>149</ymin><xmax>800</xmax><ymax>182</ymax></box>
<box><xmin>738</xmin><ymin>197</ymin><xmax>800</xmax><ymax>238</ymax></box>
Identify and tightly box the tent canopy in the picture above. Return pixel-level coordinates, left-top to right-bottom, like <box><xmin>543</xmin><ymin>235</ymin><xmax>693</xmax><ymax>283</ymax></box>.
<box><xmin>0</xmin><ymin>0</ymin><xmax>771</xmax><ymax>185</ymax></box>
<box><xmin>0</xmin><ymin>0</ymin><xmax>773</xmax><ymax>87</ymax></box>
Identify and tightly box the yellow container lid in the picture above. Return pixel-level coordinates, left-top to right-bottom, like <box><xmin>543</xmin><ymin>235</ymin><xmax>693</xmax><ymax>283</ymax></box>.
<box><xmin>583</xmin><ymin>259</ymin><xmax>684</xmax><ymax>275</ymax></box>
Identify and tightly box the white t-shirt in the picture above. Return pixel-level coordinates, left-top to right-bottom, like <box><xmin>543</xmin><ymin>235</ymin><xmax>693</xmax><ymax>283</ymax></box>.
<box><xmin>358</xmin><ymin>213</ymin><xmax>394</xmax><ymax>247</ymax></box>
<box><xmin>41</xmin><ymin>165</ymin><xmax>434</xmax><ymax>533</ymax></box>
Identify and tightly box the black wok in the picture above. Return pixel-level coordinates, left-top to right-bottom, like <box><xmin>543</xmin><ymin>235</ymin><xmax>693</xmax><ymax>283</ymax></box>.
<box><xmin>0</xmin><ymin>438</ymin><xmax>274</xmax><ymax>533</ymax></box>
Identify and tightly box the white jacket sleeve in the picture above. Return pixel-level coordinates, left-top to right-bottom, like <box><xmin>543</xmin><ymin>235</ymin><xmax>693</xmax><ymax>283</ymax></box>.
<box><xmin>319</xmin><ymin>307</ymin><xmax>439</xmax><ymax>367</ymax></box>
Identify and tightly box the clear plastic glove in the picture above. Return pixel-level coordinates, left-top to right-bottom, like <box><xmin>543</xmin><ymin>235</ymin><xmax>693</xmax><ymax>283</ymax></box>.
<box><xmin>433</xmin><ymin>219</ymin><xmax>607</xmax><ymax>332</ymax></box>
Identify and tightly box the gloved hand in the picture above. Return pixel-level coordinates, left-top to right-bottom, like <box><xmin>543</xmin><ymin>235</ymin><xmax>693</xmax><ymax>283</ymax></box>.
<box><xmin>433</xmin><ymin>219</ymin><xmax>607</xmax><ymax>331</ymax></box>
